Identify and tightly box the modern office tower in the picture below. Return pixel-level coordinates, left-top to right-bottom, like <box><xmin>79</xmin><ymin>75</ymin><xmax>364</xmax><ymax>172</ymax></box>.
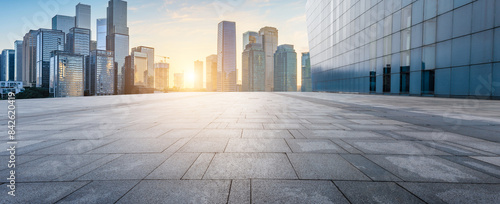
<box><xmin>217</xmin><ymin>21</ymin><xmax>237</xmax><ymax>92</ymax></box>
<box><xmin>124</xmin><ymin>55</ymin><xmax>134</xmax><ymax>94</ymax></box>
<box><xmin>0</xmin><ymin>53</ymin><xmax>2</xmax><ymax>81</ymax></box>
<box><xmin>174</xmin><ymin>73</ymin><xmax>184</xmax><ymax>89</ymax></box>
<box><xmin>206</xmin><ymin>54</ymin><xmax>217</xmax><ymax>92</ymax></box>
<box><xmin>301</xmin><ymin>52</ymin><xmax>312</xmax><ymax>92</ymax></box>
<box><xmin>306</xmin><ymin>0</ymin><xmax>500</xmax><ymax>98</ymax></box>
<box><xmin>1</xmin><ymin>50</ymin><xmax>15</xmax><ymax>81</ymax></box>
<box><xmin>14</xmin><ymin>41</ymin><xmax>23</xmax><ymax>81</ymax></box>
<box><xmin>155</xmin><ymin>62</ymin><xmax>169</xmax><ymax>91</ymax></box>
<box><xmin>274</xmin><ymin>44</ymin><xmax>297</xmax><ymax>92</ymax></box>
<box><xmin>89</xmin><ymin>50</ymin><xmax>115</xmax><ymax>95</ymax></box>
<box><xmin>243</xmin><ymin>31</ymin><xmax>259</xmax><ymax>50</ymax></box>
<box><xmin>76</xmin><ymin>3</ymin><xmax>91</xmax><ymax>29</ymax></box>
<box><xmin>23</xmin><ymin>30</ymin><xmax>38</xmax><ymax>87</ymax></box>
<box><xmin>194</xmin><ymin>60</ymin><xmax>203</xmax><ymax>89</ymax></box>
<box><xmin>67</xmin><ymin>27</ymin><xmax>91</xmax><ymax>56</ymax></box>
<box><xmin>96</xmin><ymin>19</ymin><xmax>107</xmax><ymax>50</ymax></box>
<box><xmin>107</xmin><ymin>0</ymin><xmax>129</xmax><ymax>94</ymax></box>
<box><xmin>259</xmin><ymin>27</ymin><xmax>278</xmax><ymax>92</ymax></box>
<box><xmin>90</xmin><ymin>40</ymin><xmax>97</xmax><ymax>51</ymax></box>
<box><xmin>52</xmin><ymin>15</ymin><xmax>75</xmax><ymax>35</ymax></box>
<box><xmin>131</xmin><ymin>51</ymin><xmax>148</xmax><ymax>87</ymax></box>
<box><xmin>49</xmin><ymin>51</ymin><xmax>85</xmax><ymax>97</ymax></box>
<box><xmin>131</xmin><ymin>46</ymin><xmax>154</xmax><ymax>88</ymax></box>
<box><xmin>242</xmin><ymin>43</ymin><xmax>265</xmax><ymax>92</ymax></box>
<box><xmin>36</xmin><ymin>29</ymin><xmax>65</xmax><ymax>88</ymax></box>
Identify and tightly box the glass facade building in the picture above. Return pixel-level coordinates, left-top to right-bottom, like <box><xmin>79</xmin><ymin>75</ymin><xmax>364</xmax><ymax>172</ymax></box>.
<box><xmin>36</xmin><ymin>29</ymin><xmax>65</xmax><ymax>88</ymax></box>
<box><xmin>89</xmin><ymin>50</ymin><xmax>115</xmax><ymax>95</ymax></box>
<box><xmin>243</xmin><ymin>31</ymin><xmax>260</xmax><ymax>50</ymax></box>
<box><xmin>217</xmin><ymin>21</ymin><xmax>237</xmax><ymax>92</ymax></box>
<box><xmin>14</xmin><ymin>41</ymin><xmax>23</xmax><ymax>82</ymax></box>
<box><xmin>259</xmin><ymin>27</ymin><xmax>279</xmax><ymax>92</ymax></box>
<box><xmin>97</xmin><ymin>18</ymin><xmax>107</xmax><ymax>50</ymax></box>
<box><xmin>76</xmin><ymin>3</ymin><xmax>91</xmax><ymax>29</ymax></box>
<box><xmin>23</xmin><ymin>30</ymin><xmax>38</xmax><ymax>87</ymax></box>
<box><xmin>306</xmin><ymin>0</ymin><xmax>500</xmax><ymax>98</ymax></box>
<box><xmin>67</xmin><ymin>27</ymin><xmax>91</xmax><ymax>56</ymax></box>
<box><xmin>206</xmin><ymin>54</ymin><xmax>217</xmax><ymax>92</ymax></box>
<box><xmin>131</xmin><ymin>51</ymin><xmax>148</xmax><ymax>86</ymax></box>
<box><xmin>194</xmin><ymin>60</ymin><xmax>203</xmax><ymax>89</ymax></box>
<box><xmin>52</xmin><ymin>15</ymin><xmax>75</xmax><ymax>35</ymax></box>
<box><xmin>1</xmin><ymin>50</ymin><xmax>15</xmax><ymax>81</ymax></box>
<box><xmin>242</xmin><ymin>43</ymin><xmax>266</xmax><ymax>92</ymax></box>
<box><xmin>274</xmin><ymin>44</ymin><xmax>297</xmax><ymax>92</ymax></box>
<box><xmin>50</xmin><ymin>51</ymin><xmax>85</xmax><ymax>97</ymax></box>
<box><xmin>131</xmin><ymin>46</ymin><xmax>155</xmax><ymax>88</ymax></box>
<box><xmin>155</xmin><ymin>62</ymin><xmax>169</xmax><ymax>91</ymax></box>
<box><xmin>301</xmin><ymin>52</ymin><xmax>312</xmax><ymax>92</ymax></box>
<box><xmin>107</xmin><ymin>0</ymin><xmax>129</xmax><ymax>94</ymax></box>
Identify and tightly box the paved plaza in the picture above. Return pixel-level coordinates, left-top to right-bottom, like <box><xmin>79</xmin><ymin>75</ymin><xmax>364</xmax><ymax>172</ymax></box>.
<box><xmin>1</xmin><ymin>92</ymin><xmax>500</xmax><ymax>203</ymax></box>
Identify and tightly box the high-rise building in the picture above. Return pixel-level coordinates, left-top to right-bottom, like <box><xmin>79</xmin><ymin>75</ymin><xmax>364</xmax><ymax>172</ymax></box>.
<box><xmin>194</xmin><ymin>60</ymin><xmax>203</xmax><ymax>89</ymax></box>
<box><xmin>259</xmin><ymin>27</ymin><xmax>278</xmax><ymax>92</ymax></box>
<box><xmin>90</xmin><ymin>40</ymin><xmax>97</xmax><ymax>51</ymax></box>
<box><xmin>131</xmin><ymin>51</ymin><xmax>148</xmax><ymax>87</ymax></box>
<box><xmin>52</xmin><ymin>15</ymin><xmax>75</xmax><ymax>35</ymax></box>
<box><xmin>23</xmin><ymin>30</ymin><xmax>38</xmax><ymax>87</ymax></box>
<box><xmin>96</xmin><ymin>18</ymin><xmax>107</xmax><ymax>50</ymax></box>
<box><xmin>206</xmin><ymin>54</ymin><xmax>217</xmax><ymax>92</ymax></box>
<box><xmin>49</xmin><ymin>51</ymin><xmax>84</xmax><ymax>97</ymax></box>
<box><xmin>36</xmin><ymin>29</ymin><xmax>65</xmax><ymax>88</ymax></box>
<box><xmin>14</xmin><ymin>40</ymin><xmax>23</xmax><ymax>82</ymax></box>
<box><xmin>1</xmin><ymin>50</ymin><xmax>15</xmax><ymax>81</ymax></box>
<box><xmin>243</xmin><ymin>31</ymin><xmax>259</xmax><ymax>50</ymax></box>
<box><xmin>217</xmin><ymin>21</ymin><xmax>237</xmax><ymax>92</ymax></box>
<box><xmin>301</xmin><ymin>52</ymin><xmax>312</xmax><ymax>92</ymax></box>
<box><xmin>67</xmin><ymin>27</ymin><xmax>91</xmax><ymax>56</ymax></box>
<box><xmin>242</xmin><ymin>43</ymin><xmax>265</xmax><ymax>92</ymax></box>
<box><xmin>89</xmin><ymin>50</ymin><xmax>115</xmax><ymax>95</ymax></box>
<box><xmin>274</xmin><ymin>44</ymin><xmax>297</xmax><ymax>92</ymax></box>
<box><xmin>306</xmin><ymin>0</ymin><xmax>500</xmax><ymax>98</ymax></box>
<box><xmin>75</xmin><ymin>3</ymin><xmax>91</xmax><ymax>29</ymax></box>
<box><xmin>155</xmin><ymin>62</ymin><xmax>169</xmax><ymax>91</ymax></box>
<box><xmin>131</xmin><ymin>46</ymin><xmax>154</xmax><ymax>88</ymax></box>
<box><xmin>124</xmin><ymin>55</ymin><xmax>134</xmax><ymax>94</ymax></box>
<box><xmin>174</xmin><ymin>73</ymin><xmax>184</xmax><ymax>89</ymax></box>
<box><xmin>107</xmin><ymin>0</ymin><xmax>129</xmax><ymax>94</ymax></box>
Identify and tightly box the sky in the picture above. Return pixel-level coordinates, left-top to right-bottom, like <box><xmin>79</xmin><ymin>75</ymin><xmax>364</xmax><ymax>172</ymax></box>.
<box><xmin>0</xmin><ymin>0</ymin><xmax>309</xmax><ymax>88</ymax></box>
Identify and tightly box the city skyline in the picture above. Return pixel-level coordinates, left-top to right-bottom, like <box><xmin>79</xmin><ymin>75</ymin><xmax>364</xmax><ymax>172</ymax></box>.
<box><xmin>0</xmin><ymin>0</ymin><xmax>308</xmax><ymax>89</ymax></box>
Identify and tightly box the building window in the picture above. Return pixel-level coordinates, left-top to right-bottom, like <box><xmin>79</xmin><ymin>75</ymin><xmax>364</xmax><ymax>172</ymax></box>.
<box><xmin>400</xmin><ymin>66</ymin><xmax>410</xmax><ymax>94</ymax></box>
<box><xmin>422</xmin><ymin>70</ymin><xmax>435</xmax><ymax>95</ymax></box>
<box><xmin>383</xmin><ymin>65</ymin><xmax>391</xmax><ymax>93</ymax></box>
<box><xmin>370</xmin><ymin>71</ymin><xmax>376</xmax><ymax>92</ymax></box>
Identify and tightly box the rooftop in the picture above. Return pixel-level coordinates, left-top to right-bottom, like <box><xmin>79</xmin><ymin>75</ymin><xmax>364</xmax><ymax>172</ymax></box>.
<box><xmin>1</xmin><ymin>92</ymin><xmax>500</xmax><ymax>203</ymax></box>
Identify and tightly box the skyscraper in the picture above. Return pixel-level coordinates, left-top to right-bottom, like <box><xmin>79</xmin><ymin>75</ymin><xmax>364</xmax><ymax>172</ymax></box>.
<box><xmin>36</xmin><ymin>29</ymin><xmax>65</xmax><ymax>88</ymax></box>
<box><xmin>217</xmin><ymin>21</ymin><xmax>237</xmax><ymax>92</ymax></box>
<box><xmin>174</xmin><ymin>73</ymin><xmax>184</xmax><ymax>89</ymax></box>
<box><xmin>50</xmin><ymin>51</ymin><xmax>85</xmax><ymax>97</ymax></box>
<box><xmin>89</xmin><ymin>50</ymin><xmax>115</xmax><ymax>95</ymax></box>
<box><xmin>124</xmin><ymin>55</ymin><xmax>134</xmax><ymax>94</ymax></box>
<box><xmin>75</xmin><ymin>3</ymin><xmax>91</xmax><ymax>29</ymax></box>
<box><xmin>243</xmin><ymin>31</ymin><xmax>259</xmax><ymax>50</ymax></box>
<box><xmin>242</xmin><ymin>43</ymin><xmax>265</xmax><ymax>92</ymax></box>
<box><xmin>206</xmin><ymin>54</ymin><xmax>217</xmax><ymax>92</ymax></box>
<box><xmin>96</xmin><ymin>18</ymin><xmax>107</xmax><ymax>50</ymax></box>
<box><xmin>301</xmin><ymin>52</ymin><xmax>311</xmax><ymax>92</ymax></box>
<box><xmin>155</xmin><ymin>62</ymin><xmax>169</xmax><ymax>91</ymax></box>
<box><xmin>107</xmin><ymin>0</ymin><xmax>129</xmax><ymax>94</ymax></box>
<box><xmin>259</xmin><ymin>27</ymin><xmax>278</xmax><ymax>92</ymax></box>
<box><xmin>131</xmin><ymin>51</ymin><xmax>148</xmax><ymax>87</ymax></box>
<box><xmin>194</xmin><ymin>60</ymin><xmax>203</xmax><ymax>90</ymax></box>
<box><xmin>131</xmin><ymin>46</ymin><xmax>154</xmax><ymax>88</ymax></box>
<box><xmin>23</xmin><ymin>30</ymin><xmax>38</xmax><ymax>87</ymax></box>
<box><xmin>274</xmin><ymin>44</ymin><xmax>297</xmax><ymax>92</ymax></box>
<box><xmin>1</xmin><ymin>50</ymin><xmax>15</xmax><ymax>81</ymax></box>
<box><xmin>14</xmin><ymin>40</ymin><xmax>23</xmax><ymax>82</ymax></box>
<box><xmin>90</xmin><ymin>40</ymin><xmax>97</xmax><ymax>51</ymax></box>
<box><xmin>52</xmin><ymin>15</ymin><xmax>75</xmax><ymax>35</ymax></box>
<box><xmin>67</xmin><ymin>27</ymin><xmax>91</xmax><ymax>56</ymax></box>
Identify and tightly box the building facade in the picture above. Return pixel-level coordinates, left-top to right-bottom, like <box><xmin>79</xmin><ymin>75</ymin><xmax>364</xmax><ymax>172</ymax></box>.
<box><xmin>131</xmin><ymin>51</ymin><xmax>148</xmax><ymax>87</ymax></box>
<box><xmin>107</xmin><ymin>0</ymin><xmax>129</xmax><ymax>94</ymax></box>
<box><xmin>217</xmin><ymin>21</ymin><xmax>237</xmax><ymax>92</ymax></box>
<box><xmin>14</xmin><ymin>40</ymin><xmax>23</xmax><ymax>82</ymax></box>
<box><xmin>259</xmin><ymin>27</ymin><xmax>278</xmax><ymax>92</ymax></box>
<box><xmin>49</xmin><ymin>51</ymin><xmax>85</xmax><ymax>97</ymax></box>
<box><xmin>194</xmin><ymin>60</ymin><xmax>203</xmax><ymax>89</ymax></box>
<box><xmin>23</xmin><ymin>30</ymin><xmax>38</xmax><ymax>87</ymax></box>
<box><xmin>52</xmin><ymin>15</ymin><xmax>75</xmax><ymax>35</ymax></box>
<box><xmin>97</xmin><ymin>19</ymin><xmax>107</xmax><ymax>50</ymax></box>
<box><xmin>76</xmin><ymin>3</ymin><xmax>91</xmax><ymax>29</ymax></box>
<box><xmin>131</xmin><ymin>46</ymin><xmax>154</xmax><ymax>88</ymax></box>
<box><xmin>89</xmin><ymin>50</ymin><xmax>115</xmax><ymax>95</ymax></box>
<box><xmin>301</xmin><ymin>52</ymin><xmax>312</xmax><ymax>92</ymax></box>
<box><xmin>243</xmin><ymin>31</ymin><xmax>260</xmax><ymax>50</ymax></box>
<box><xmin>242</xmin><ymin>43</ymin><xmax>266</xmax><ymax>92</ymax></box>
<box><xmin>36</xmin><ymin>29</ymin><xmax>65</xmax><ymax>88</ymax></box>
<box><xmin>306</xmin><ymin>0</ymin><xmax>500</xmax><ymax>98</ymax></box>
<box><xmin>67</xmin><ymin>27</ymin><xmax>91</xmax><ymax>56</ymax></box>
<box><xmin>274</xmin><ymin>44</ymin><xmax>297</xmax><ymax>92</ymax></box>
<box><xmin>206</xmin><ymin>54</ymin><xmax>217</xmax><ymax>92</ymax></box>
<box><xmin>1</xmin><ymin>50</ymin><xmax>15</xmax><ymax>81</ymax></box>
<box><xmin>155</xmin><ymin>62</ymin><xmax>169</xmax><ymax>91</ymax></box>
<box><xmin>174</xmin><ymin>73</ymin><xmax>184</xmax><ymax>89</ymax></box>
